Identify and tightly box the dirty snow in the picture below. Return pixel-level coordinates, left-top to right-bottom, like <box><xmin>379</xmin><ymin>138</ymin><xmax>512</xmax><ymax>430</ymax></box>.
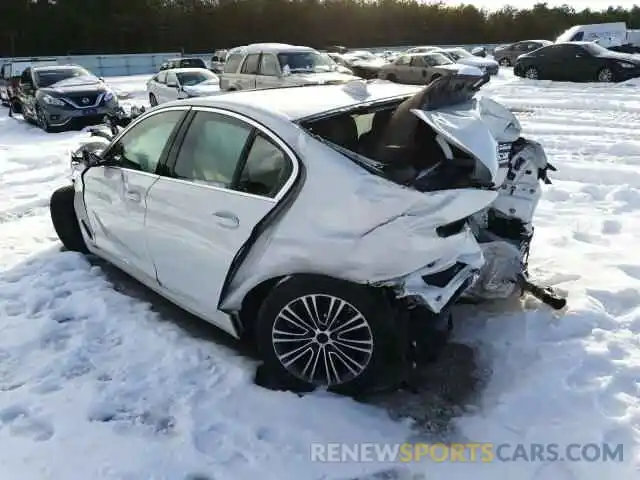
<box><xmin>0</xmin><ymin>70</ymin><xmax>639</xmax><ymax>479</ymax></box>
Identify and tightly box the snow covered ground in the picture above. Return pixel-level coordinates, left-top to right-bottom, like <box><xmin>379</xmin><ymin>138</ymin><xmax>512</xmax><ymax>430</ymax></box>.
<box><xmin>1</xmin><ymin>69</ymin><xmax>639</xmax><ymax>479</ymax></box>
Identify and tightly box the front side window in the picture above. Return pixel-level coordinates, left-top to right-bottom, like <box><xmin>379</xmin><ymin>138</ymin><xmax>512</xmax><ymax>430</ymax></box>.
<box><xmin>166</xmin><ymin>72</ymin><xmax>178</xmax><ymax>86</ymax></box>
<box><xmin>236</xmin><ymin>134</ymin><xmax>292</xmax><ymax>198</ymax></box>
<box><xmin>259</xmin><ymin>54</ymin><xmax>280</xmax><ymax>76</ymax></box>
<box><xmin>424</xmin><ymin>53</ymin><xmax>453</xmax><ymax>66</ymax></box>
<box><xmin>105</xmin><ymin>110</ymin><xmax>185</xmax><ymax>173</ymax></box>
<box><xmin>173</xmin><ymin>112</ymin><xmax>252</xmax><ymax>187</ymax></box>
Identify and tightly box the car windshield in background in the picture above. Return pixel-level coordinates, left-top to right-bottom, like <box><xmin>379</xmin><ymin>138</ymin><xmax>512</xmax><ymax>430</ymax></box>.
<box><xmin>177</xmin><ymin>71</ymin><xmax>218</xmax><ymax>86</ymax></box>
<box><xmin>449</xmin><ymin>49</ymin><xmax>473</xmax><ymax>59</ymax></box>
<box><xmin>34</xmin><ymin>68</ymin><xmax>94</xmax><ymax>88</ymax></box>
<box><xmin>425</xmin><ymin>53</ymin><xmax>454</xmax><ymax>66</ymax></box>
<box><xmin>180</xmin><ymin>58</ymin><xmax>206</xmax><ymax>68</ymax></box>
<box><xmin>581</xmin><ymin>42</ymin><xmax>614</xmax><ymax>56</ymax></box>
<box><xmin>277</xmin><ymin>51</ymin><xmax>333</xmax><ymax>73</ymax></box>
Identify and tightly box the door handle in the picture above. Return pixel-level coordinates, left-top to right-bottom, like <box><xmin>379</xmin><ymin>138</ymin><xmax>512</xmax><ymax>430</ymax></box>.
<box><xmin>213</xmin><ymin>211</ymin><xmax>239</xmax><ymax>229</ymax></box>
<box><xmin>125</xmin><ymin>190</ymin><xmax>141</xmax><ymax>202</ymax></box>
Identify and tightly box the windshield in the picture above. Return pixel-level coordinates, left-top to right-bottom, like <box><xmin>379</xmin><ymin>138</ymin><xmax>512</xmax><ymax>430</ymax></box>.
<box><xmin>447</xmin><ymin>49</ymin><xmax>473</xmax><ymax>60</ymax></box>
<box><xmin>179</xmin><ymin>58</ymin><xmax>206</xmax><ymax>68</ymax></box>
<box><xmin>581</xmin><ymin>42</ymin><xmax>613</xmax><ymax>56</ymax></box>
<box><xmin>277</xmin><ymin>51</ymin><xmax>334</xmax><ymax>73</ymax></box>
<box><xmin>177</xmin><ymin>71</ymin><xmax>218</xmax><ymax>86</ymax></box>
<box><xmin>34</xmin><ymin>67</ymin><xmax>94</xmax><ymax>87</ymax></box>
<box><xmin>424</xmin><ymin>53</ymin><xmax>454</xmax><ymax>66</ymax></box>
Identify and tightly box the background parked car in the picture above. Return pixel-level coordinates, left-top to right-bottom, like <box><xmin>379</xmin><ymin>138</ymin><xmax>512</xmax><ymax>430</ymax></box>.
<box><xmin>159</xmin><ymin>57</ymin><xmax>208</xmax><ymax>71</ymax></box>
<box><xmin>17</xmin><ymin>65</ymin><xmax>119</xmax><ymax>132</ymax></box>
<box><xmin>330</xmin><ymin>50</ymin><xmax>389</xmax><ymax>79</ymax></box>
<box><xmin>405</xmin><ymin>46</ymin><xmax>441</xmax><ymax>54</ymax></box>
<box><xmin>493</xmin><ymin>40</ymin><xmax>552</xmax><ymax>66</ymax></box>
<box><xmin>1</xmin><ymin>57</ymin><xmax>57</xmax><ymax>108</ymax></box>
<box><xmin>377</xmin><ymin>52</ymin><xmax>471</xmax><ymax>84</ymax></box>
<box><xmin>320</xmin><ymin>53</ymin><xmax>354</xmax><ymax>75</ymax></box>
<box><xmin>147</xmin><ymin>67</ymin><xmax>221</xmax><ymax>106</ymax></box>
<box><xmin>210</xmin><ymin>50</ymin><xmax>228</xmax><ymax>73</ymax></box>
<box><xmin>220</xmin><ymin>43</ymin><xmax>358</xmax><ymax>91</ymax></box>
<box><xmin>438</xmin><ymin>47</ymin><xmax>499</xmax><ymax>75</ymax></box>
<box><xmin>514</xmin><ymin>41</ymin><xmax>640</xmax><ymax>82</ymax></box>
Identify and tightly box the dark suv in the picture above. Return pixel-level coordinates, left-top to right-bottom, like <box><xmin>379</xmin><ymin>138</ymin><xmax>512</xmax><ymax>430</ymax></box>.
<box><xmin>17</xmin><ymin>65</ymin><xmax>119</xmax><ymax>132</ymax></box>
<box><xmin>493</xmin><ymin>40</ymin><xmax>552</xmax><ymax>66</ymax></box>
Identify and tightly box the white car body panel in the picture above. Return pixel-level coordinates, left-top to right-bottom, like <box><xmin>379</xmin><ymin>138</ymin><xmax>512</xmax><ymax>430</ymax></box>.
<box><xmin>82</xmin><ymin>167</ymin><xmax>160</xmax><ymax>279</ymax></box>
<box><xmin>74</xmin><ymin>80</ymin><xmax>520</xmax><ymax>338</ymax></box>
<box><xmin>147</xmin><ymin>68</ymin><xmax>221</xmax><ymax>105</ymax></box>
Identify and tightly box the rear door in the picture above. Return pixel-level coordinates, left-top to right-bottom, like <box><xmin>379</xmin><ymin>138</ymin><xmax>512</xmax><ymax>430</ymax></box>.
<box><xmin>144</xmin><ymin>107</ymin><xmax>297</xmax><ymax>335</ymax></box>
<box><xmin>237</xmin><ymin>53</ymin><xmax>259</xmax><ymax>90</ymax></box>
<box><xmin>82</xmin><ymin>107</ymin><xmax>189</xmax><ymax>281</ymax></box>
<box><xmin>409</xmin><ymin>56</ymin><xmax>429</xmax><ymax>84</ymax></box>
<box><xmin>392</xmin><ymin>55</ymin><xmax>412</xmax><ymax>83</ymax></box>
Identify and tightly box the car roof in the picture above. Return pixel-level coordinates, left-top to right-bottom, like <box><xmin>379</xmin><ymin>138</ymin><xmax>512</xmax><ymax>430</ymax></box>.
<box><xmin>32</xmin><ymin>65</ymin><xmax>84</xmax><ymax>72</ymax></box>
<box><xmin>165</xmin><ymin>81</ymin><xmax>422</xmax><ymax>120</ymax></box>
<box><xmin>241</xmin><ymin>43</ymin><xmax>316</xmax><ymax>54</ymax></box>
<box><xmin>164</xmin><ymin>67</ymin><xmax>212</xmax><ymax>74</ymax></box>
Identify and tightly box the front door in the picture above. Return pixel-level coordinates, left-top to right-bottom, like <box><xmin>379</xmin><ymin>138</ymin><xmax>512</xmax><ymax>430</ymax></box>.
<box><xmin>82</xmin><ymin>107</ymin><xmax>189</xmax><ymax>280</ymax></box>
<box><xmin>144</xmin><ymin>108</ymin><xmax>296</xmax><ymax>335</ymax></box>
<box><xmin>255</xmin><ymin>53</ymin><xmax>282</xmax><ymax>89</ymax></box>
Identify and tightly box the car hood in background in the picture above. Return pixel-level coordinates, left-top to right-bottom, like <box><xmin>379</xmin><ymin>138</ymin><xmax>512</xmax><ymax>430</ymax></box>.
<box><xmin>285</xmin><ymin>71</ymin><xmax>360</xmax><ymax>85</ymax></box>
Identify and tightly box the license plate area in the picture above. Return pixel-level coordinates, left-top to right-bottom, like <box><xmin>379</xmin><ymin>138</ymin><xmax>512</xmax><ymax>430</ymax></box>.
<box><xmin>81</xmin><ymin>108</ymin><xmax>98</xmax><ymax>116</ymax></box>
<box><xmin>497</xmin><ymin>142</ymin><xmax>512</xmax><ymax>167</ymax></box>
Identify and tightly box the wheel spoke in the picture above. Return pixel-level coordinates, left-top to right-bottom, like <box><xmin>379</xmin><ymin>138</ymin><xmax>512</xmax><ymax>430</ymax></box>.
<box><xmin>279</xmin><ymin>306</ymin><xmax>315</xmax><ymax>334</ymax></box>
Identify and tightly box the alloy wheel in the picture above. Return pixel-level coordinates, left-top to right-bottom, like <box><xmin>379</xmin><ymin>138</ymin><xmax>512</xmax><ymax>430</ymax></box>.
<box><xmin>36</xmin><ymin>107</ymin><xmax>49</xmax><ymax>131</ymax></box>
<box><xmin>271</xmin><ymin>294</ymin><xmax>374</xmax><ymax>387</ymax></box>
<box><xmin>598</xmin><ymin>68</ymin><xmax>613</xmax><ymax>82</ymax></box>
<box><xmin>525</xmin><ymin>67</ymin><xmax>539</xmax><ymax>80</ymax></box>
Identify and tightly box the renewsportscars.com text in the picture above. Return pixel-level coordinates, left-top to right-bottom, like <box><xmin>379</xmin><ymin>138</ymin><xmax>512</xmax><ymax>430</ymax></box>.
<box><xmin>310</xmin><ymin>442</ymin><xmax>625</xmax><ymax>463</ymax></box>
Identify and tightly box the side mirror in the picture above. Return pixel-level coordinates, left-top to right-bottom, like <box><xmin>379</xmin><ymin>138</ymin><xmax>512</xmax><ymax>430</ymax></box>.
<box><xmin>82</xmin><ymin>149</ymin><xmax>107</xmax><ymax>167</ymax></box>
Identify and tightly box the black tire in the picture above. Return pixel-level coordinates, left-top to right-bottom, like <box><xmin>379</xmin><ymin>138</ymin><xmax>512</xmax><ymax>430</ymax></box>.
<box><xmin>50</xmin><ymin>185</ymin><xmax>89</xmax><ymax>253</ymax></box>
<box><xmin>149</xmin><ymin>93</ymin><xmax>158</xmax><ymax>106</ymax></box>
<box><xmin>36</xmin><ymin>105</ymin><xmax>53</xmax><ymax>132</ymax></box>
<box><xmin>254</xmin><ymin>274</ymin><xmax>401</xmax><ymax>395</ymax></box>
<box><xmin>10</xmin><ymin>99</ymin><xmax>22</xmax><ymax>115</ymax></box>
<box><xmin>597</xmin><ymin>67</ymin><xmax>615</xmax><ymax>83</ymax></box>
<box><xmin>386</xmin><ymin>74</ymin><xmax>397</xmax><ymax>82</ymax></box>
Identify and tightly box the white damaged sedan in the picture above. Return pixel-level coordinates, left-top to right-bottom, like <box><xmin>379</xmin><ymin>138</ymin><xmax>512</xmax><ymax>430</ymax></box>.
<box><xmin>50</xmin><ymin>76</ymin><xmax>557</xmax><ymax>394</ymax></box>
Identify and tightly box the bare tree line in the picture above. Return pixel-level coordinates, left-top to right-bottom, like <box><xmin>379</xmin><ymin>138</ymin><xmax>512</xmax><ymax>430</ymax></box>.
<box><xmin>1</xmin><ymin>0</ymin><xmax>639</xmax><ymax>57</ymax></box>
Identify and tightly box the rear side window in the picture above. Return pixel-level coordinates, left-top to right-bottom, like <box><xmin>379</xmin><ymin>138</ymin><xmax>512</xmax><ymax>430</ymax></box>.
<box><xmin>241</xmin><ymin>54</ymin><xmax>260</xmax><ymax>74</ymax></box>
<box><xmin>223</xmin><ymin>53</ymin><xmax>243</xmax><ymax>73</ymax></box>
<box><xmin>173</xmin><ymin>111</ymin><xmax>252</xmax><ymax>187</ymax></box>
<box><xmin>156</xmin><ymin>71</ymin><xmax>167</xmax><ymax>83</ymax></box>
<box><xmin>236</xmin><ymin>134</ymin><xmax>292</xmax><ymax>198</ymax></box>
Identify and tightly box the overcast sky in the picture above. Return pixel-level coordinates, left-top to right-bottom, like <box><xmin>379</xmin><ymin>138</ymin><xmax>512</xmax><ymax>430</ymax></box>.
<box><xmin>452</xmin><ymin>0</ymin><xmax>636</xmax><ymax>11</ymax></box>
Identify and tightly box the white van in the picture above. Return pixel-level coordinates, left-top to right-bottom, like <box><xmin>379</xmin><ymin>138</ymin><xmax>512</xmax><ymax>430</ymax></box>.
<box><xmin>556</xmin><ymin>22</ymin><xmax>639</xmax><ymax>51</ymax></box>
